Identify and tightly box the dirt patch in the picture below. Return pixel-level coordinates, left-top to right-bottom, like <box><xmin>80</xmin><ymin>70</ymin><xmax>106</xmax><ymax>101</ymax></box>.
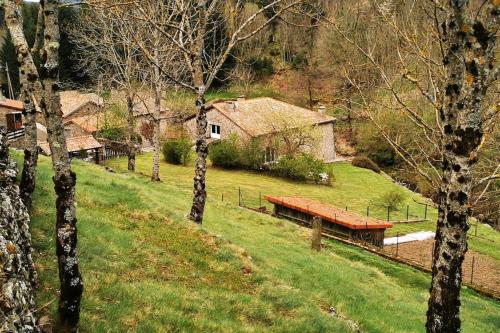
<box><xmin>383</xmin><ymin>239</ymin><xmax>500</xmax><ymax>293</ymax></box>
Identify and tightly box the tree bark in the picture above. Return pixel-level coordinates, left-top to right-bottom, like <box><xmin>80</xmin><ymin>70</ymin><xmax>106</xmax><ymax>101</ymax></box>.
<box><xmin>189</xmin><ymin>87</ymin><xmax>208</xmax><ymax>224</ymax></box>
<box><xmin>152</xmin><ymin>84</ymin><xmax>161</xmax><ymax>182</ymax></box>
<box><xmin>4</xmin><ymin>0</ymin><xmax>40</xmax><ymax>213</ymax></box>
<box><xmin>151</xmin><ymin>47</ymin><xmax>161</xmax><ymax>182</ymax></box>
<box><xmin>39</xmin><ymin>1</ymin><xmax>83</xmax><ymax>331</ymax></box>
<box><xmin>426</xmin><ymin>2</ymin><xmax>498</xmax><ymax>332</ymax></box>
<box><xmin>126</xmin><ymin>94</ymin><xmax>136</xmax><ymax>172</ymax></box>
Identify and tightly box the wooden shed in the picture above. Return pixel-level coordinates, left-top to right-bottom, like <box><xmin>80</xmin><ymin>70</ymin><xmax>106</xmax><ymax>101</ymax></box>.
<box><xmin>265</xmin><ymin>196</ymin><xmax>393</xmax><ymax>247</ymax></box>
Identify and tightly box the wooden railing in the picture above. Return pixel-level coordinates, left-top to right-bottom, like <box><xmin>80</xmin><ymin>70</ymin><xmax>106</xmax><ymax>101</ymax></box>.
<box><xmin>6</xmin><ymin>127</ymin><xmax>25</xmax><ymax>141</ymax></box>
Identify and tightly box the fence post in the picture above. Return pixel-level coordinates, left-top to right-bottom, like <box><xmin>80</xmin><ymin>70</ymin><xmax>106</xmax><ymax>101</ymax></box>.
<box><xmin>470</xmin><ymin>256</ymin><xmax>475</xmax><ymax>284</ymax></box>
<box><xmin>406</xmin><ymin>205</ymin><xmax>409</xmax><ymax>221</ymax></box>
<box><xmin>311</xmin><ymin>216</ymin><xmax>322</xmax><ymax>251</ymax></box>
<box><xmin>396</xmin><ymin>232</ymin><xmax>399</xmax><ymax>257</ymax></box>
<box><xmin>424</xmin><ymin>204</ymin><xmax>428</xmax><ymax>220</ymax></box>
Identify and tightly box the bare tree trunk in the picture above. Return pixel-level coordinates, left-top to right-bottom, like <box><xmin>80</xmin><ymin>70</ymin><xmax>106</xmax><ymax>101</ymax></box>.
<box><xmin>189</xmin><ymin>86</ymin><xmax>208</xmax><ymax>224</ymax></box>
<box><xmin>152</xmin><ymin>84</ymin><xmax>161</xmax><ymax>182</ymax></box>
<box><xmin>426</xmin><ymin>3</ymin><xmax>498</xmax><ymax>332</ymax></box>
<box><xmin>39</xmin><ymin>1</ymin><xmax>83</xmax><ymax>331</ymax></box>
<box><xmin>4</xmin><ymin>0</ymin><xmax>40</xmax><ymax>213</ymax></box>
<box><xmin>126</xmin><ymin>94</ymin><xmax>136</xmax><ymax>172</ymax></box>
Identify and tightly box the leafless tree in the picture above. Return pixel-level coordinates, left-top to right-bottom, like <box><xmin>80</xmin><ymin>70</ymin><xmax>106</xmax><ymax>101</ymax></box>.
<box><xmin>69</xmin><ymin>2</ymin><xmax>147</xmax><ymax>172</ymax></box>
<box><xmin>133</xmin><ymin>0</ymin><xmax>306</xmax><ymax>224</ymax></box>
<box><xmin>3</xmin><ymin>1</ymin><xmax>42</xmax><ymax>213</ymax></box>
<box><xmin>323</xmin><ymin>1</ymin><xmax>499</xmax><ymax>331</ymax></box>
<box><xmin>5</xmin><ymin>0</ymin><xmax>84</xmax><ymax>330</ymax></box>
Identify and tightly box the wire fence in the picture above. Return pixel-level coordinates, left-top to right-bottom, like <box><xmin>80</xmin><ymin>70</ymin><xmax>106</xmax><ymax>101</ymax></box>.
<box><xmin>233</xmin><ymin>187</ymin><xmax>431</xmax><ymax>224</ymax></box>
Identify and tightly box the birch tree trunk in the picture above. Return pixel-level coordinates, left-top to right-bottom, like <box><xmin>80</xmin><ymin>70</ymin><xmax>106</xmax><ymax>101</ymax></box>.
<box><xmin>426</xmin><ymin>2</ymin><xmax>498</xmax><ymax>332</ymax></box>
<box><xmin>39</xmin><ymin>1</ymin><xmax>83</xmax><ymax>331</ymax></box>
<box><xmin>126</xmin><ymin>94</ymin><xmax>136</xmax><ymax>172</ymax></box>
<box><xmin>3</xmin><ymin>0</ymin><xmax>40</xmax><ymax>213</ymax></box>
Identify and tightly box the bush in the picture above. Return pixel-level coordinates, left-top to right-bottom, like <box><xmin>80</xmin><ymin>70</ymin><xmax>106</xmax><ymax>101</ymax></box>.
<box><xmin>209</xmin><ymin>135</ymin><xmax>241</xmax><ymax>169</ymax></box>
<box><xmin>240</xmin><ymin>139</ymin><xmax>265</xmax><ymax>170</ymax></box>
<box><xmin>162</xmin><ymin>137</ymin><xmax>192</xmax><ymax>165</ymax></box>
<box><xmin>270</xmin><ymin>153</ymin><xmax>327</xmax><ymax>183</ymax></box>
<box><xmin>351</xmin><ymin>156</ymin><xmax>381</xmax><ymax>173</ymax></box>
<box><xmin>381</xmin><ymin>189</ymin><xmax>405</xmax><ymax>211</ymax></box>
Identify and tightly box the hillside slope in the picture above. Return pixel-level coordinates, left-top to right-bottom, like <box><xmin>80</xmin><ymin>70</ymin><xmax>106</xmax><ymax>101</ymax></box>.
<box><xmin>13</xmin><ymin>152</ymin><xmax>500</xmax><ymax>332</ymax></box>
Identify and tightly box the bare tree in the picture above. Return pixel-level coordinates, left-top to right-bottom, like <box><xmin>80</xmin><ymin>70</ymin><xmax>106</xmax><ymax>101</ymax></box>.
<box><xmin>134</xmin><ymin>0</ymin><xmax>305</xmax><ymax>224</ymax></box>
<box><xmin>3</xmin><ymin>1</ymin><xmax>42</xmax><ymax>213</ymax></box>
<box><xmin>5</xmin><ymin>0</ymin><xmax>84</xmax><ymax>330</ymax></box>
<box><xmin>69</xmin><ymin>2</ymin><xmax>147</xmax><ymax>172</ymax></box>
<box><xmin>324</xmin><ymin>1</ymin><xmax>499</xmax><ymax>331</ymax></box>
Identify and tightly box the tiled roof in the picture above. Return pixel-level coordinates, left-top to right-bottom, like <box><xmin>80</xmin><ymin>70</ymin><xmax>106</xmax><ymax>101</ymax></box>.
<box><xmin>210</xmin><ymin>97</ymin><xmax>335</xmax><ymax>137</ymax></box>
<box><xmin>38</xmin><ymin>135</ymin><xmax>102</xmax><ymax>155</ymax></box>
<box><xmin>59</xmin><ymin>91</ymin><xmax>103</xmax><ymax>117</ymax></box>
<box><xmin>65</xmin><ymin>114</ymin><xmax>104</xmax><ymax>133</ymax></box>
<box><xmin>265</xmin><ymin>196</ymin><xmax>393</xmax><ymax>230</ymax></box>
<box><xmin>0</xmin><ymin>98</ymin><xmax>24</xmax><ymax>111</ymax></box>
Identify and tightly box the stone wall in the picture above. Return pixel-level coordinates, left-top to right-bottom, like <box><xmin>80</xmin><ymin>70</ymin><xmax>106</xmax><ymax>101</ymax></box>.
<box><xmin>0</xmin><ymin>127</ymin><xmax>39</xmax><ymax>332</ymax></box>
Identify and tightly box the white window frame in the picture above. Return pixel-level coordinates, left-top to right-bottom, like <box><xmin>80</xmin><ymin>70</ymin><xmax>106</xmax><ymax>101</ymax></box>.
<box><xmin>210</xmin><ymin>123</ymin><xmax>221</xmax><ymax>139</ymax></box>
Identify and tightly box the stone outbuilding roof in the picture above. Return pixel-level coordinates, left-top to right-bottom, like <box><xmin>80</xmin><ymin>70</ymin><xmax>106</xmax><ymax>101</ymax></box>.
<box><xmin>188</xmin><ymin>97</ymin><xmax>336</xmax><ymax>137</ymax></box>
<box><xmin>38</xmin><ymin>135</ymin><xmax>102</xmax><ymax>155</ymax></box>
<box><xmin>64</xmin><ymin>114</ymin><xmax>104</xmax><ymax>133</ymax></box>
<box><xmin>59</xmin><ymin>91</ymin><xmax>103</xmax><ymax>118</ymax></box>
<box><xmin>35</xmin><ymin>91</ymin><xmax>104</xmax><ymax>118</ymax></box>
<box><xmin>0</xmin><ymin>98</ymin><xmax>24</xmax><ymax>111</ymax></box>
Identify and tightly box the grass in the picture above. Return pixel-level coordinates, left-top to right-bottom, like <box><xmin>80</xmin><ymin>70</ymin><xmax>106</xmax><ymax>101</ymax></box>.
<box><xmin>107</xmin><ymin>154</ymin><xmax>500</xmax><ymax>261</ymax></box>
<box><xmin>13</xmin><ymin>151</ymin><xmax>500</xmax><ymax>332</ymax></box>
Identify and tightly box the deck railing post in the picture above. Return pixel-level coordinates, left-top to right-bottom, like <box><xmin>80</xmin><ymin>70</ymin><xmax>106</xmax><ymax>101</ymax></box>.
<box><xmin>311</xmin><ymin>216</ymin><xmax>322</xmax><ymax>251</ymax></box>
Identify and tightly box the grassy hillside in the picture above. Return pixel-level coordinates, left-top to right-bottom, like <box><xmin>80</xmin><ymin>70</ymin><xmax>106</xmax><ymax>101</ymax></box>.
<box><xmin>107</xmin><ymin>154</ymin><xmax>499</xmax><ymax>261</ymax></box>
<box><xmin>13</xmin><ymin>151</ymin><xmax>499</xmax><ymax>332</ymax></box>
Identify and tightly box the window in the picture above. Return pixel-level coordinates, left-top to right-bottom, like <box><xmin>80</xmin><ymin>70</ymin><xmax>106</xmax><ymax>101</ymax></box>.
<box><xmin>265</xmin><ymin>147</ymin><xmax>278</xmax><ymax>163</ymax></box>
<box><xmin>210</xmin><ymin>124</ymin><xmax>221</xmax><ymax>139</ymax></box>
<box><xmin>6</xmin><ymin>113</ymin><xmax>23</xmax><ymax>132</ymax></box>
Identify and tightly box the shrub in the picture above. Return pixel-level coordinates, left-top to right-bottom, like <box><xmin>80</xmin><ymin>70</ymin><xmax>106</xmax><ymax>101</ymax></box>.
<box><xmin>240</xmin><ymin>139</ymin><xmax>265</xmax><ymax>170</ymax></box>
<box><xmin>351</xmin><ymin>156</ymin><xmax>381</xmax><ymax>173</ymax></box>
<box><xmin>209</xmin><ymin>135</ymin><xmax>241</xmax><ymax>169</ymax></box>
<box><xmin>162</xmin><ymin>137</ymin><xmax>192</xmax><ymax>165</ymax></box>
<box><xmin>381</xmin><ymin>190</ymin><xmax>405</xmax><ymax>211</ymax></box>
<box><xmin>271</xmin><ymin>153</ymin><xmax>326</xmax><ymax>183</ymax></box>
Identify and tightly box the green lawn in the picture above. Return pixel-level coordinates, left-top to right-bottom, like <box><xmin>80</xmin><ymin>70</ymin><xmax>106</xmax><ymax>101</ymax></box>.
<box><xmin>14</xmin><ymin>151</ymin><xmax>500</xmax><ymax>332</ymax></box>
<box><xmin>107</xmin><ymin>153</ymin><xmax>500</xmax><ymax>261</ymax></box>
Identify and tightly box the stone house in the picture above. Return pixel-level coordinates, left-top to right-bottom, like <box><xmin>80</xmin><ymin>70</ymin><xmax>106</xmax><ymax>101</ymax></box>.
<box><xmin>183</xmin><ymin>97</ymin><xmax>336</xmax><ymax>162</ymax></box>
<box><xmin>0</xmin><ymin>98</ymin><xmax>24</xmax><ymax>135</ymax></box>
<box><xmin>36</xmin><ymin>90</ymin><xmax>104</xmax><ymax>125</ymax></box>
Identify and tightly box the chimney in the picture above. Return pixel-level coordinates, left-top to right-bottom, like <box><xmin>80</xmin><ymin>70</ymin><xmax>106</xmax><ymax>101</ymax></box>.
<box><xmin>318</xmin><ymin>105</ymin><xmax>326</xmax><ymax>114</ymax></box>
<box><xmin>226</xmin><ymin>101</ymin><xmax>236</xmax><ymax>111</ymax></box>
